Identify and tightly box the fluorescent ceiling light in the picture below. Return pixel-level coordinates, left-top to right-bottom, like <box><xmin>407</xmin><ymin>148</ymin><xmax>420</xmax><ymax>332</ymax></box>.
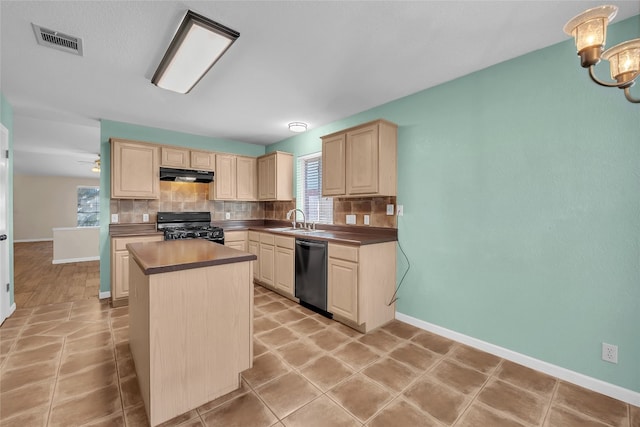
<box><xmin>152</xmin><ymin>10</ymin><xmax>239</xmax><ymax>94</ymax></box>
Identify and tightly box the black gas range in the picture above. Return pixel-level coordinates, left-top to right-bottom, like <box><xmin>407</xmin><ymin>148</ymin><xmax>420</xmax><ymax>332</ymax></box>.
<box><xmin>157</xmin><ymin>211</ymin><xmax>224</xmax><ymax>244</ymax></box>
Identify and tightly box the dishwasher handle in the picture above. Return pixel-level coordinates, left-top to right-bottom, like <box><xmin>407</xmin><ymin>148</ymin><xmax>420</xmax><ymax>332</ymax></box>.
<box><xmin>295</xmin><ymin>239</ymin><xmax>326</xmax><ymax>249</ymax></box>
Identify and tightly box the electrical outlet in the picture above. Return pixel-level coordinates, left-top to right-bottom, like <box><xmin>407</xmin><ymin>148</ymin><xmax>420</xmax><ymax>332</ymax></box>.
<box><xmin>602</xmin><ymin>342</ymin><xmax>618</xmax><ymax>364</ymax></box>
<box><xmin>346</xmin><ymin>214</ymin><xmax>356</xmax><ymax>225</ymax></box>
<box><xmin>111</xmin><ymin>214</ymin><xmax>119</xmax><ymax>223</ymax></box>
<box><xmin>225</xmin><ymin>212</ymin><xmax>231</xmax><ymax>220</ymax></box>
<box><xmin>386</xmin><ymin>204</ymin><xmax>394</xmax><ymax>215</ymax></box>
<box><xmin>364</xmin><ymin>215</ymin><xmax>370</xmax><ymax>225</ymax></box>
<box><xmin>142</xmin><ymin>213</ymin><xmax>149</xmax><ymax>223</ymax></box>
<box><xmin>397</xmin><ymin>205</ymin><xmax>404</xmax><ymax>216</ymax></box>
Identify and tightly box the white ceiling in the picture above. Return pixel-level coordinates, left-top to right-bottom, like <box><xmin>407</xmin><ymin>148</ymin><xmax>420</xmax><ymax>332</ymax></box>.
<box><xmin>1</xmin><ymin>1</ymin><xmax>638</xmax><ymax>179</ymax></box>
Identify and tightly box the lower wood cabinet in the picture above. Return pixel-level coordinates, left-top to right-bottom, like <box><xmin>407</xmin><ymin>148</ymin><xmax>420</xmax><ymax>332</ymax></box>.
<box><xmin>258</xmin><ymin>233</ymin><xmax>275</xmax><ymax>287</ymax></box>
<box><xmin>274</xmin><ymin>236</ymin><xmax>295</xmax><ymax>296</ymax></box>
<box><xmin>328</xmin><ymin>241</ymin><xmax>396</xmax><ymax>332</ymax></box>
<box><xmin>111</xmin><ymin>234</ymin><xmax>163</xmax><ymax>307</ymax></box>
<box><xmin>224</xmin><ymin>230</ymin><xmax>247</xmax><ymax>252</ymax></box>
<box><xmin>248</xmin><ymin>232</ymin><xmax>260</xmax><ymax>281</ymax></box>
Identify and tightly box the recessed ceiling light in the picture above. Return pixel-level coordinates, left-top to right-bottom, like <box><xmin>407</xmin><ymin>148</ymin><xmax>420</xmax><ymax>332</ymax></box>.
<box><xmin>288</xmin><ymin>122</ymin><xmax>308</xmax><ymax>132</ymax></box>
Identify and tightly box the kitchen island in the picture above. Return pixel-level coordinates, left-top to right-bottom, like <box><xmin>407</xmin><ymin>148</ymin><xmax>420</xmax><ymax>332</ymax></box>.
<box><xmin>126</xmin><ymin>239</ymin><xmax>256</xmax><ymax>426</ymax></box>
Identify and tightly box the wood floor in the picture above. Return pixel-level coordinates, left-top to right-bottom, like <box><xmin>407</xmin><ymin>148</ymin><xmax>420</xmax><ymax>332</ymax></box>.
<box><xmin>13</xmin><ymin>241</ymin><xmax>100</xmax><ymax>308</ymax></box>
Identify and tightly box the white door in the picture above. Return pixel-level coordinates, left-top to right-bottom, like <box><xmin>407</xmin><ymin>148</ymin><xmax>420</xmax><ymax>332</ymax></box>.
<box><xmin>0</xmin><ymin>125</ymin><xmax>9</xmax><ymax>323</ymax></box>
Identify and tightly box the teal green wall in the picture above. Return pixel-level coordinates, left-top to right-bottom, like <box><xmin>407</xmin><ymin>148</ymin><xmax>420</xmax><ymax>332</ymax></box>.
<box><xmin>99</xmin><ymin>120</ymin><xmax>266</xmax><ymax>294</ymax></box>
<box><xmin>1</xmin><ymin>93</ymin><xmax>14</xmax><ymax>307</ymax></box>
<box><xmin>268</xmin><ymin>17</ymin><xmax>640</xmax><ymax>392</ymax></box>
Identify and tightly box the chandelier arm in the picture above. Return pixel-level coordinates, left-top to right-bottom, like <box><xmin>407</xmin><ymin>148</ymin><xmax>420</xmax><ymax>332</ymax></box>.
<box><xmin>623</xmin><ymin>87</ymin><xmax>640</xmax><ymax>103</ymax></box>
<box><xmin>588</xmin><ymin>65</ymin><xmax>627</xmax><ymax>88</ymax></box>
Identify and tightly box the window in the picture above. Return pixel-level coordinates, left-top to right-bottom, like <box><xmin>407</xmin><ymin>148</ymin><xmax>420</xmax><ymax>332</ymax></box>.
<box><xmin>297</xmin><ymin>153</ymin><xmax>333</xmax><ymax>224</ymax></box>
<box><xmin>77</xmin><ymin>186</ymin><xmax>100</xmax><ymax>227</ymax></box>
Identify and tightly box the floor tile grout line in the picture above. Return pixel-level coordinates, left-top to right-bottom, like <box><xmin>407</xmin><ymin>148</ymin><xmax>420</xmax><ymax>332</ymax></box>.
<box><xmin>45</xmin><ymin>331</ymin><xmax>66</xmax><ymax>427</ymax></box>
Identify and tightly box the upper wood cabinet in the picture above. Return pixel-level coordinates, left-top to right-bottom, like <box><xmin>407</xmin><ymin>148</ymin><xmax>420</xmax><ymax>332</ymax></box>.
<box><xmin>111</xmin><ymin>138</ymin><xmax>160</xmax><ymax>199</ymax></box>
<box><xmin>258</xmin><ymin>151</ymin><xmax>293</xmax><ymax>201</ymax></box>
<box><xmin>160</xmin><ymin>147</ymin><xmax>215</xmax><ymax>171</ymax></box>
<box><xmin>322</xmin><ymin>133</ymin><xmax>346</xmax><ymax>196</ymax></box>
<box><xmin>321</xmin><ymin>119</ymin><xmax>397</xmax><ymax>197</ymax></box>
<box><xmin>209</xmin><ymin>155</ymin><xmax>257</xmax><ymax>201</ymax></box>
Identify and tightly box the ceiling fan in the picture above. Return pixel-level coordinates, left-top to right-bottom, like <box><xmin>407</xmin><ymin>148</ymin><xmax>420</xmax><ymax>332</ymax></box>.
<box><xmin>77</xmin><ymin>154</ymin><xmax>100</xmax><ymax>173</ymax></box>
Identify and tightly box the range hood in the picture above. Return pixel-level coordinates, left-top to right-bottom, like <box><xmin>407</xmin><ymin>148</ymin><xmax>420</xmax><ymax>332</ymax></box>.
<box><xmin>160</xmin><ymin>167</ymin><xmax>214</xmax><ymax>183</ymax></box>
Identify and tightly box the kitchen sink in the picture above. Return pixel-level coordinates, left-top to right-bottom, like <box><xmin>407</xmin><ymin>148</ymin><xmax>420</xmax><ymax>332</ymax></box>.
<box><xmin>268</xmin><ymin>227</ymin><xmax>323</xmax><ymax>235</ymax></box>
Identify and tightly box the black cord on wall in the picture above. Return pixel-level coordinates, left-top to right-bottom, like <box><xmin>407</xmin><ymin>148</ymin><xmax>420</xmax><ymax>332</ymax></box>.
<box><xmin>387</xmin><ymin>237</ymin><xmax>410</xmax><ymax>306</ymax></box>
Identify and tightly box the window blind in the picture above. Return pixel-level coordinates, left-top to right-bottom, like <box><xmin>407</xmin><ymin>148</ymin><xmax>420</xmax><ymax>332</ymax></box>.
<box><xmin>296</xmin><ymin>153</ymin><xmax>333</xmax><ymax>224</ymax></box>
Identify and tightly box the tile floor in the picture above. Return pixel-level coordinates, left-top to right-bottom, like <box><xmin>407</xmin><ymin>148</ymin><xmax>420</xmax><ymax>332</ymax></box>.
<box><xmin>1</xmin><ymin>285</ymin><xmax>638</xmax><ymax>426</ymax></box>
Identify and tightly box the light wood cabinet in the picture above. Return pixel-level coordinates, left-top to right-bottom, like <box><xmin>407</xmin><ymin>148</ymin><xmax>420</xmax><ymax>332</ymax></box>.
<box><xmin>160</xmin><ymin>147</ymin><xmax>190</xmax><ymax>168</ymax></box>
<box><xmin>210</xmin><ymin>155</ymin><xmax>257</xmax><ymax>201</ymax></box>
<box><xmin>248</xmin><ymin>232</ymin><xmax>260</xmax><ymax>281</ymax></box>
<box><xmin>322</xmin><ymin>133</ymin><xmax>346</xmax><ymax>196</ymax></box>
<box><xmin>259</xmin><ymin>233</ymin><xmax>275</xmax><ymax>287</ymax></box>
<box><xmin>328</xmin><ymin>241</ymin><xmax>396</xmax><ymax>332</ymax></box>
<box><xmin>160</xmin><ymin>147</ymin><xmax>215</xmax><ymax>171</ymax></box>
<box><xmin>224</xmin><ymin>230</ymin><xmax>247</xmax><ymax>252</ymax></box>
<box><xmin>274</xmin><ymin>236</ymin><xmax>295</xmax><ymax>296</ymax></box>
<box><xmin>236</xmin><ymin>156</ymin><xmax>257</xmax><ymax>200</ymax></box>
<box><xmin>321</xmin><ymin>119</ymin><xmax>397</xmax><ymax>197</ymax></box>
<box><xmin>257</xmin><ymin>151</ymin><xmax>293</xmax><ymax>201</ymax></box>
<box><xmin>213</xmin><ymin>154</ymin><xmax>236</xmax><ymax>200</ymax></box>
<box><xmin>190</xmin><ymin>150</ymin><xmax>215</xmax><ymax>171</ymax></box>
<box><xmin>111</xmin><ymin>139</ymin><xmax>160</xmax><ymax>199</ymax></box>
<box><xmin>111</xmin><ymin>234</ymin><xmax>163</xmax><ymax>306</ymax></box>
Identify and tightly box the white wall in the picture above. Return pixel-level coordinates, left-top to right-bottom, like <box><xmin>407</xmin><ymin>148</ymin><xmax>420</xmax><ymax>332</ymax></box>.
<box><xmin>13</xmin><ymin>174</ymin><xmax>100</xmax><ymax>241</ymax></box>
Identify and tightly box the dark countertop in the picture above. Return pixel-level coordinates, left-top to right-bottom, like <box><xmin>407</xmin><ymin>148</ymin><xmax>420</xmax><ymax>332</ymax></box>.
<box><xmin>246</xmin><ymin>226</ymin><xmax>397</xmax><ymax>246</ymax></box>
<box><xmin>127</xmin><ymin>239</ymin><xmax>256</xmax><ymax>275</ymax></box>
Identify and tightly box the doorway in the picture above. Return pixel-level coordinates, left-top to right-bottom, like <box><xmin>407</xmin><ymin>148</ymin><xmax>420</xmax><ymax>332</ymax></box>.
<box><xmin>0</xmin><ymin>124</ymin><xmax>10</xmax><ymax>323</ymax></box>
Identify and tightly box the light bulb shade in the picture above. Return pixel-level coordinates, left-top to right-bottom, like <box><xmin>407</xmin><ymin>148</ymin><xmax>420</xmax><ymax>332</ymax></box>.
<box><xmin>152</xmin><ymin>10</ymin><xmax>239</xmax><ymax>94</ymax></box>
<box><xmin>288</xmin><ymin>122</ymin><xmax>308</xmax><ymax>132</ymax></box>
<box><xmin>563</xmin><ymin>5</ymin><xmax>617</xmax><ymax>53</ymax></box>
<box><xmin>602</xmin><ymin>38</ymin><xmax>640</xmax><ymax>83</ymax></box>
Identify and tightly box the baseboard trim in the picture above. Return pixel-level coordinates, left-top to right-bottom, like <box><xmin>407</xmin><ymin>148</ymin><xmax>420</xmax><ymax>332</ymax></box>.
<box><xmin>99</xmin><ymin>291</ymin><xmax>111</xmax><ymax>300</ymax></box>
<box><xmin>14</xmin><ymin>238</ymin><xmax>53</xmax><ymax>243</ymax></box>
<box><xmin>52</xmin><ymin>256</ymin><xmax>100</xmax><ymax>265</ymax></box>
<box><xmin>395</xmin><ymin>312</ymin><xmax>640</xmax><ymax>407</ymax></box>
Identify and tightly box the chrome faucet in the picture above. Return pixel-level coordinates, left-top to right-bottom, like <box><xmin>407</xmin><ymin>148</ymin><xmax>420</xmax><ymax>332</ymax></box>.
<box><xmin>286</xmin><ymin>208</ymin><xmax>306</xmax><ymax>229</ymax></box>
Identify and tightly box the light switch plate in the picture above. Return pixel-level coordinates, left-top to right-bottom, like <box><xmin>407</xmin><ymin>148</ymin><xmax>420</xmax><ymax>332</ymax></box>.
<box><xmin>364</xmin><ymin>215</ymin><xmax>370</xmax><ymax>225</ymax></box>
<box><xmin>386</xmin><ymin>204</ymin><xmax>394</xmax><ymax>215</ymax></box>
<box><xmin>111</xmin><ymin>214</ymin><xmax>118</xmax><ymax>223</ymax></box>
<box><xmin>225</xmin><ymin>212</ymin><xmax>231</xmax><ymax>220</ymax></box>
<box><xmin>346</xmin><ymin>214</ymin><xmax>356</xmax><ymax>225</ymax></box>
<box><xmin>142</xmin><ymin>214</ymin><xmax>149</xmax><ymax>223</ymax></box>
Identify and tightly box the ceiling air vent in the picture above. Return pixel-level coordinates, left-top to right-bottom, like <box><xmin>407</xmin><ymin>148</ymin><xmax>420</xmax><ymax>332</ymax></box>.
<box><xmin>31</xmin><ymin>23</ymin><xmax>83</xmax><ymax>56</ymax></box>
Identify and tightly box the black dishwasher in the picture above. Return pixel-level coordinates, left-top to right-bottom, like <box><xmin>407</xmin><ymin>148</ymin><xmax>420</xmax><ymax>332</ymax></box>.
<box><xmin>295</xmin><ymin>239</ymin><xmax>331</xmax><ymax>317</ymax></box>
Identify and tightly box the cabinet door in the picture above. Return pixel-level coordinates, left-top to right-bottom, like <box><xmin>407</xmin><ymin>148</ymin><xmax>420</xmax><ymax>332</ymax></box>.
<box><xmin>190</xmin><ymin>151</ymin><xmax>215</xmax><ymax>171</ymax></box>
<box><xmin>259</xmin><ymin>243</ymin><xmax>275</xmax><ymax>287</ymax></box>
<box><xmin>111</xmin><ymin>140</ymin><xmax>159</xmax><ymax>199</ymax></box>
<box><xmin>236</xmin><ymin>156</ymin><xmax>257</xmax><ymax>200</ymax></box>
<box><xmin>113</xmin><ymin>250</ymin><xmax>130</xmax><ymax>300</ymax></box>
<box><xmin>226</xmin><ymin>241</ymin><xmax>246</xmax><ymax>252</ymax></box>
<box><xmin>322</xmin><ymin>134</ymin><xmax>346</xmax><ymax>196</ymax></box>
<box><xmin>274</xmin><ymin>246</ymin><xmax>294</xmax><ymax>296</ymax></box>
<box><xmin>346</xmin><ymin>125</ymin><xmax>379</xmax><ymax>195</ymax></box>
<box><xmin>328</xmin><ymin>258</ymin><xmax>358</xmax><ymax>322</ymax></box>
<box><xmin>161</xmin><ymin>147</ymin><xmax>189</xmax><ymax>168</ymax></box>
<box><xmin>258</xmin><ymin>155</ymin><xmax>276</xmax><ymax>200</ymax></box>
<box><xmin>248</xmin><ymin>240</ymin><xmax>260</xmax><ymax>280</ymax></box>
<box><xmin>215</xmin><ymin>154</ymin><xmax>236</xmax><ymax>200</ymax></box>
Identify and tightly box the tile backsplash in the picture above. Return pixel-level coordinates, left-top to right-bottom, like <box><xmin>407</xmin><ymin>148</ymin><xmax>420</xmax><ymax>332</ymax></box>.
<box><xmin>111</xmin><ymin>182</ymin><xmax>397</xmax><ymax>228</ymax></box>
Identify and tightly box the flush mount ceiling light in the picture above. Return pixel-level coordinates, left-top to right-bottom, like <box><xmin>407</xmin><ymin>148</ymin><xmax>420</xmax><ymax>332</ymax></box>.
<box><xmin>288</xmin><ymin>122</ymin><xmax>308</xmax><ymax>133</ymax></box>
<box><xmin>151</xmin><ymin>10</ymin><xmax>239</xmax><ymax>94</ymax></box>
<box><xmin>563</xmin><ymin>5</ymin><xmax>639</xmax><ymax>103</ymax></box>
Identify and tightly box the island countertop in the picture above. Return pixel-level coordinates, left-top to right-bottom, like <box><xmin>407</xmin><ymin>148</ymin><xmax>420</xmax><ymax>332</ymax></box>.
<box><xmin>127</xmin><ymin>239</ymin><xmax>256</xmax><ymax>275</ymax></box>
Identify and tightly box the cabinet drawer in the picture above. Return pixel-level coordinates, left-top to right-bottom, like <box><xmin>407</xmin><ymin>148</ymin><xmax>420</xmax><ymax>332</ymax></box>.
<box><xmin>248</xmin><ymin>231</ymin><xmax>260</xmax><ymax>242</ymax></box>
<box><xmin>260</xmin><ymin>233</ymin><xmax>275</xmax><ymax>245</ymax></box>
<box><xmin>329</xmin><ymin>243</ymin><xmax>359</xmax><ymax>262</ymax></box>
<box><xmin>225</xmin><ymin>230</ymin><xmax>247</xmax><ymax>242</ymax></box>
<box><xmin>274</xmin><ymin>235</ymin><xmax>294</xmax><ymax>249</ymax></box>
<box><xmin>113</xmin><ymin>235</ymin><xmax>162</xmax><ymax>251</ymax></box>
